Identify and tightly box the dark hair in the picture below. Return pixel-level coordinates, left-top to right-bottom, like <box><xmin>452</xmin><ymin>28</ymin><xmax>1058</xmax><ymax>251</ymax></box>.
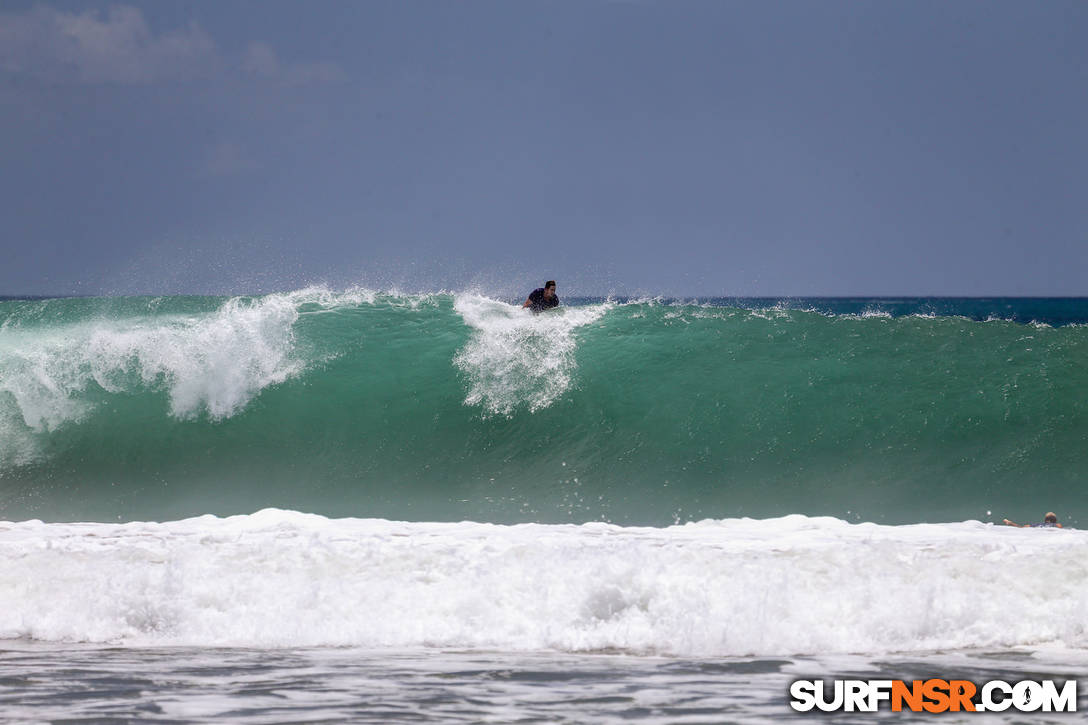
<box><xmin>545</xmin><ymin>280</ymin><xmax>556</xmax><ymax>289</ymax></box>
<box><xmin>1045</xmin><ymin>512</ymin><xmax>1058</xmax><ymax>523</ymax></box>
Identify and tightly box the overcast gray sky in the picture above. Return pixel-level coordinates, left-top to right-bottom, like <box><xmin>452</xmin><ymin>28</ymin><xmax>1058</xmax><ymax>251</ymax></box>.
<box><xmin>1</xmin><ymin>1</ymin><xmax>1086</xmax><ymax>297</ymax></box>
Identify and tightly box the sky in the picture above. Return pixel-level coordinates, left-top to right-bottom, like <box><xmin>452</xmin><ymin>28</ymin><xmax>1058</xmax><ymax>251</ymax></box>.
<box><xmin>1</xmin><ymin>0</ymin><xmax>1086</xmax><ymax>297</ymax></box>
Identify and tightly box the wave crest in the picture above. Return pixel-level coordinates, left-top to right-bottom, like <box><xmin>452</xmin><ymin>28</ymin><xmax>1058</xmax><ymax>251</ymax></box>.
<box><xmin>0</xmin><ymin>288</ymin><xmax>379</xmax><ymax>462</ymax></box>
<box><xmin>453</xmin><ymin>295</ymin><xmax>608</xmax><ymax>415</ymax></box>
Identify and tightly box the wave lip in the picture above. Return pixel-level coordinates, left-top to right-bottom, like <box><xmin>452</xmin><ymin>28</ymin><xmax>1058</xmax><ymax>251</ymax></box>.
<box><xmin>5</xmin><ymin>290</ymin><xmax>1088</xmax><ymax>527</ymax></box>
<box><xmin>453</xmin><ymin>295</ymin><xmax>609</xmax><ymax>415</ymax></box>
<box><xmin>0</xmin><ymin>287</ymin><xmax>381</xmax><ymax>466</ymax></box>
<box><xmin>1</xmin><ymin>511</ymin><xmax>1085</xmax><ymax>655</ymax></box>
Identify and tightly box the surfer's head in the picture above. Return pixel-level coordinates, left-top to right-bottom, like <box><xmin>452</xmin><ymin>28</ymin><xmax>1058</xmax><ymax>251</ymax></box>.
<box><xmin>1045</xmin><ymin>512</ymin><xmax>1058</xmax><ymax>524</ymax></box>
<box><xmin>544</xmin><ymin>281</ymin><xmax>556</xmax><ymax>298</ymax></box>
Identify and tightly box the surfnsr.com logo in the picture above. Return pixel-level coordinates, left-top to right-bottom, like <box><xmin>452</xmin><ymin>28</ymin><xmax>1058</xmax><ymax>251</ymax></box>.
<box><xmin>789</xmin><ymin>679</ymin><xmax>1077</xmax><ymax>713</ymax></box>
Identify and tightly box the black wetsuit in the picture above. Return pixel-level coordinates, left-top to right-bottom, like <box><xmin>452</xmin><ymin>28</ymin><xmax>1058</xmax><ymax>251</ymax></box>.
<box><xmin>527</xmin><ymin>288</ymin><xmax>559</xmax><ymax>313</ymax></box>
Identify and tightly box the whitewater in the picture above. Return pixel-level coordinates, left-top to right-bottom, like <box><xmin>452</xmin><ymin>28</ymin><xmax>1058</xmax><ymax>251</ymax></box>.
<box><xmin>2</xmin><ymin>288</ymin><xmax>1087</xmax><ymax>722</ymax></box>
<box><xmin>2</xmin><ymin>510</ymin><xmax>1086</xmax><ymax>654</ymax></box>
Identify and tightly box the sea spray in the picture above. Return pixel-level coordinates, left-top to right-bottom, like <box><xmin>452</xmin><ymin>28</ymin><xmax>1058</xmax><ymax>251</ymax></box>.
<box><xmin>2</xmin><ymin>291</ymin><xmax>1088</xmax><ymax>525</ymax></box>
<box><xmin>453</xmin><ymin>294</ymin><xmax>609</xmax><ymax>415</ymax></box>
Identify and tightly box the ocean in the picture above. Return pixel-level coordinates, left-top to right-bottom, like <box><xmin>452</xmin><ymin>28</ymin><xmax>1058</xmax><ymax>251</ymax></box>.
<box><xmin>1</xmin><ymin>290</ymin><xmax>1086</xmax><ymax>722</ymax></box>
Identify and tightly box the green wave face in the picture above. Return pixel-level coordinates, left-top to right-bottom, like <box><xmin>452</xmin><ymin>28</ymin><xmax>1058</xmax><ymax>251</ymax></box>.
<box><xmin>1</xmin><ymin>290</ymin><xmax>1085</xmax><ymax>525</ymax></box>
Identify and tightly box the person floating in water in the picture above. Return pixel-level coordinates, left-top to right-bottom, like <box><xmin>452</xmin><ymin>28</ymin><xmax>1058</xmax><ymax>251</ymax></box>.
<box><xmin>523</xmin><ymin>280</ymin><xmax>559</xmax><ymax>313</ymax></box>
<box><xmin>1002</xmin><ymin>512</ymin><xmax>1062</xmax><ymax>528</ymax></box>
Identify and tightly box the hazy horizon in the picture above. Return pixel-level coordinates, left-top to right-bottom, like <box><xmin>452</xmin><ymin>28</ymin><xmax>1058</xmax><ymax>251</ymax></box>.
<box><xmin>3</xmin><ymin>1</ymin><xmax>1086</xmax><ymax>297</ymax></box>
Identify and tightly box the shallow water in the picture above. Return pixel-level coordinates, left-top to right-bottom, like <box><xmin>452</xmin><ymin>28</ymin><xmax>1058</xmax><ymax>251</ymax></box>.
<box><xmin>2</xmin><ymin>644</ymin><xmax>1086</xmax><ymax>723</ymax></box>
<box><xmin>4</xmin><ymin>292</ymin><xmax>1087</xmax><ymax>722</ymax></box>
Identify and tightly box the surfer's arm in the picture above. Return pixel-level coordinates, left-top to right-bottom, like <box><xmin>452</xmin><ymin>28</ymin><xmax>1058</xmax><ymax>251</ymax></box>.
<box><xmin>522</xmin><ymin>297</ymin><xmax>532</xmax><ymax>308</ymax></box>
<box><xmin>1002</xmin><ymin>518</ymin><xmax>1026</xmax><ymax>527</ymax></box>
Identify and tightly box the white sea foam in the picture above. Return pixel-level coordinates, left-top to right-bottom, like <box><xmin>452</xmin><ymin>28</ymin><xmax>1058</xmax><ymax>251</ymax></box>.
<box><xmin>0</xmin><ymin>288</ymin><xmax>370</xmax><ymax>435</ymax></box>
<box><xmin>453</xmin><ymin>295</ymin><xmax>609</xmax><ymax>415</ymax></box>
<box><xmin>1</xmin><ymin>511</ymin><xmax>1085</xmax><ymax>655</ymax></box>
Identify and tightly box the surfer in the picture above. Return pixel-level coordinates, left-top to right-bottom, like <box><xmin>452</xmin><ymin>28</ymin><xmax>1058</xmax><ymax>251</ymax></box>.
<box><xmin>523</xmin><ymin>280</ymin><xmax>559</xmax><ymax>313</ymax></box>
<box><xmin>1002</xmin><ymin>512</ymin><xmax>1062</xmax><ymax>528</ymax></box>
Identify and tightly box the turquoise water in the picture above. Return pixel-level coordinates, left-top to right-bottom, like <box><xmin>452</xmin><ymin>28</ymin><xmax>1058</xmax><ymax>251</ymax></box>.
<box><xmin>3</xmin><ymin>292</ymin><xmax>1088</xmax><ymax>721</ymax></box>
<box><xmin>2</xmin><ymin>289</ymin><xmax>1086</xmax><ymax>525</ymax></box>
